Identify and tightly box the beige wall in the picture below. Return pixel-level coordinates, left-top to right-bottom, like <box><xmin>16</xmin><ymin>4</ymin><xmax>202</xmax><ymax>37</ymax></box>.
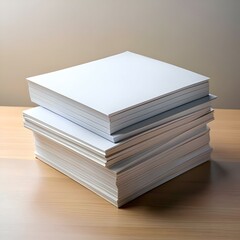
<box><xmin>0</xmin><ymin>0</ymin><xmax>240</xmax><ymax>108</ymax></box>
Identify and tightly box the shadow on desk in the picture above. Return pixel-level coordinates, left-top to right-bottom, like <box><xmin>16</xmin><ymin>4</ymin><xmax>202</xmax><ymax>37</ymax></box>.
<box><xmin>123</xmin><ymin>160</ymin><xmax>232</xmax><ymax>211</ymax></box>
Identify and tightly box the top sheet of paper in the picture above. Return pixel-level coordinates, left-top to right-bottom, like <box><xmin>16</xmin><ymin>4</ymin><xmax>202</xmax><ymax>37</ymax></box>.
<box><xmin>27</xmin><ymin>52</ymin><xmax>209</xmax><ymax>116</ymax></box>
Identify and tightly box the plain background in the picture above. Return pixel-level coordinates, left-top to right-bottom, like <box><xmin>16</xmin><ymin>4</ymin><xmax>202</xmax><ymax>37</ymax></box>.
<box><xmin>0</xmin><ymin>0</ymin><xmax>240</xmax><ymax>108</ymax></box>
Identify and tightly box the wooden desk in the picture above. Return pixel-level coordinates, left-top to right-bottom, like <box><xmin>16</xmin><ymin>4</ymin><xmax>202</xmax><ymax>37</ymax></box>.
<box><xmin>0</xmin><ymin>107</ymin><xmax>240</xmax><ymax>240</ymax></box>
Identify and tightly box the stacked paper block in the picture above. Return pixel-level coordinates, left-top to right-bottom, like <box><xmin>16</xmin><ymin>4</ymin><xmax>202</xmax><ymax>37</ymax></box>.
<box><xmin>23</xmin><ymin>52</ymin><xmax>215</xmax><ymax>207</ymax></box>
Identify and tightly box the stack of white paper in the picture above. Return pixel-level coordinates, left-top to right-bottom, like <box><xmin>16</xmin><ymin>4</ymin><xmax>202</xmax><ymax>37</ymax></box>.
<box><xmin>24</xmin><ymin>52</ymin><xmax>215</xmax><ymax>207</ymax></box>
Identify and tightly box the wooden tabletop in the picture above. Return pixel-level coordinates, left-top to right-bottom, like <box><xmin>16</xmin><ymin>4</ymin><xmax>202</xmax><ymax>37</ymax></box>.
<box><xmin>0</xmin><ymin>107</ymin><xmax>240</xmax><ymax>240</ymax></box>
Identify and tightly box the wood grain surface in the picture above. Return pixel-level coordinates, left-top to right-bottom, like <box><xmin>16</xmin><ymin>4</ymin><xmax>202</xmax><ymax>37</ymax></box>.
<box><xmin>0</xmin><ymin>107</ymin><xmax>240</xmax><ymax>240</ymax></box>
